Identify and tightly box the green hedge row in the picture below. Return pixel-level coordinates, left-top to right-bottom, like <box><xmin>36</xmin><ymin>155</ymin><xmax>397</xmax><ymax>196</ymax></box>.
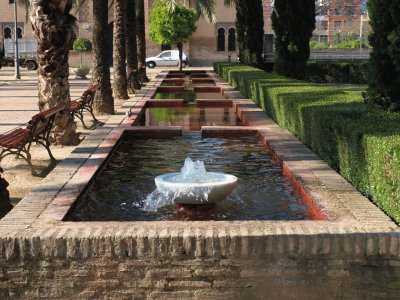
<box><xmin>214</xmin><ymin>62</ymin><xmax>400</xmax><ymax>223</ymax></box>
<box><xmin>305</xmin><ymin>62</ymin><xmax>367</xmax><ymax>84</ymax></box>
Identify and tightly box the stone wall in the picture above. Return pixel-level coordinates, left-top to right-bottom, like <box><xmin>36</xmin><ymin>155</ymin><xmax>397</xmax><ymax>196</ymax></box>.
<box><xmin>0</xmin><ymin>231</ymin><xmax>399</xmax><ymax>299</ymax></box>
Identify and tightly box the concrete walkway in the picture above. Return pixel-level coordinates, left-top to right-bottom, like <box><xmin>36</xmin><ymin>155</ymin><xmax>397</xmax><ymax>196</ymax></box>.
<box><xmin>0</xmin><ymin>66</ymin><xmax>211</xmax><ymax>134</ymax></box>
<box><xmin>0</xmin><ymin>67</ymin><xmax>95</xmax><ymax>134</ymax></box>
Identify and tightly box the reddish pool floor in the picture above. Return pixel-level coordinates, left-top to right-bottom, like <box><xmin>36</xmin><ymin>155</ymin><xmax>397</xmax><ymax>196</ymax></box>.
<box><xmin>140</xmin><ymin>105</ymin><xmax>242</xmax><ymax>131</ymax></box>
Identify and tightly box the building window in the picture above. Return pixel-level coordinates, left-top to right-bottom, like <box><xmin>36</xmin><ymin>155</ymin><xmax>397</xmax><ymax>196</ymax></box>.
<box><xmin>344</xmin><ymin>6</ymin><xmax>356</xmax><ymax>16</ymax></box>
<box><xmin>319</xmin><ymin>35</ymin><xmax>328</xmax><ymax>43</ymax></box>
<box><xmin>322</xmin><ymin>21</ymin><xmax>328</xmax><ymax>30</ymax></box>
<box><xmin>161</xmin><ymin>44</ymin><xmax>171</xmax><ymax>51</ymax></box>
<box><xmin>16</xmin><ymin>27</ymin><xmax>22</xmax><ymax>38</ymax></box>
<box><xmin>334</xmin><ymin>21</ymin><xmax>341</xmax><ymax>31</ymax></box>
<box><xmin>78</xmin><ymin>2</ymin><xmax>89</xmax><ymax>22</ymax></box>
<box><xmin>217</xmin><ymin>28</ymin><xmax>225</xmax><ymax>52</ymax></box>
<box><xmin>228</xmin><ymin>28</ymin><xmax>236</xmax><ymax>51</ymax></box>
<box><xmin>3</xmin><ymin>27</ymin><xmax>12</xmax><ymax>39</ymax></box>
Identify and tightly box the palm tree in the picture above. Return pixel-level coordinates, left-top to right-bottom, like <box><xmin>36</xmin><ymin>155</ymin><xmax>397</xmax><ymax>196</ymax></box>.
<box><xmin>92</xmin><ymin>0</ymin><xmax>114</xmax><ymax>114</ymax></box>
<box><xmin>165</xmin><ymin>0</ymin><xmax>216</xmax><ymax>23</ymax></box>
<box><xmin>113</xmin><ymin>0</ymin><xmax>129</xmax><ymax>99</ymax></box>
<box><xmin>126</xmin><ymin>0</ymin><xmax>141</xmax><ymax>92</ymax></box>
<box><xmin>29</xmin><ymin>0</ymin><xmax>80</xmax><ymax>145</ymax></box>
<box><xmin>136</xmin><ymin>0</ymin><xmax>149</xmax><ymax>83</ymax></box>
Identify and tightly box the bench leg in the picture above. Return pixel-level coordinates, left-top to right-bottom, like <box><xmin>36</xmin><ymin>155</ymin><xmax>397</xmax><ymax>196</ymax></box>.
<box><xmin>25</xmin><ymin>151</ymin><xmax>38</xmax><ymax>176</ymax></box>
<box><xmin>8</xmin><ymin>148</ymin><xmax>38</xmax><ymax>176</ymax></box>
<box><xmin>86</xmin><ymin>107</ymin><xmax>104</xmax><ymax>129</ymax></box>
<box><xmin>74</xmin><ymin>111</ymin><xmax>91</xmax><ymax>130</ymax></box>
<box><xmin>45</xmin><ymin>144</ymin><xmax>56</xmax><ymax>163</ymax></box>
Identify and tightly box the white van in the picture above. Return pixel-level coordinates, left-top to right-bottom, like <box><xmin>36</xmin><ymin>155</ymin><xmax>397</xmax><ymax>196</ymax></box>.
<box><xmin>145</xmin><ymin>50</ymin><xmax>189</xmax><ymax>68</ymax></box>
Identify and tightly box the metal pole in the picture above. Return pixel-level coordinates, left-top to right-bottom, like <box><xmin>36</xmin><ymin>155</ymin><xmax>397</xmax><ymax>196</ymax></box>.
<box><xmin>13</xmin><ymin>0</ymin><xmax>21</xmax><ymax>80</ymax></box>
<box><xmin>359</xmin><ymin>14</ymin><xmax>363</xmax><ymax>56</ymax></box>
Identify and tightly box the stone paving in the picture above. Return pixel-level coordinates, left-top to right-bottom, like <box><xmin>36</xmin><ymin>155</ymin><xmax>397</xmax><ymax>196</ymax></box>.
<box><xmin>0</xmin><ymin>67</ymin><xmax>93</xmax><ymax>134</ymax></box>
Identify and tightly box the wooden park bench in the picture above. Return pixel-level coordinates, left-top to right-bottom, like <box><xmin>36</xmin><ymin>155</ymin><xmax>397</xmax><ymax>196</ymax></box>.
<box><xmin>70</xmin><ymin>84</ymin><xmax>103</xmax><ymax>129</ymax></box>
<box><xmin>0</xmin><ymin>103</ymin><xmax>65</xmax><ymax>176</ymax></box>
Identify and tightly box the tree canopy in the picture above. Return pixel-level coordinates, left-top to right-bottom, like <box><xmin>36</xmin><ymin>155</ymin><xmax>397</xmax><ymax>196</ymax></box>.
<box><xmin>150</xmin><ymin>0</ymin><xmax>197</xmax><ymax>47</ymax></box>
<box><xmin>272</xmin><ymin>0</ymin><xmax>316</xmax><ymax>79</ymax></box>
<box><xmin>364</xmin><ymin>0</ymin><xmax>400</xmax><ymax>111</ymax></box>
<box><xmin>235</xmin><ymin>0</ymin><xmax>264</xmax><ymax>66</ymax></box>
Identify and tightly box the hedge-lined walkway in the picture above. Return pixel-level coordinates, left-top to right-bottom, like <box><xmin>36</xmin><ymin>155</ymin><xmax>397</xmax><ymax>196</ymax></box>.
<box><xmin>215</xmin><ymin>62</ymin><xmax>400</xmax><ymax>224</ymax></box>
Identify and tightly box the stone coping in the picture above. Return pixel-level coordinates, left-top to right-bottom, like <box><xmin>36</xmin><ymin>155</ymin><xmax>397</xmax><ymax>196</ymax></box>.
<box><xmin>0</xmin><ymin>70</ymin><xmax>398</xmax><ymax>260</ymax></box>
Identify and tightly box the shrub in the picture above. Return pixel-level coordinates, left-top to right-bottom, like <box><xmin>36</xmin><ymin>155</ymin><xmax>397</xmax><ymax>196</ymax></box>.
<box><xmin>305</xmin><ymin>62</ymin><xmax>367</xmax><ymax>84</ymax></box>
<box><xmin>214</xmin><ymin>62</ymin><xmax>400</xmax><ymax>223</ymax></box>
<box><xmin>309</xmin><ymin>40</ymin><xmax>329</xmax><ymax>49</ymax></box>
<box><xmin>73</xmin><ymin>37</ymin><xmax>92</xmax><ymax>68</ymax></box>
<box><xmin>73</xmin><ymin>37</ymin><xmax>92</xmax><ymax>52</ymax></box>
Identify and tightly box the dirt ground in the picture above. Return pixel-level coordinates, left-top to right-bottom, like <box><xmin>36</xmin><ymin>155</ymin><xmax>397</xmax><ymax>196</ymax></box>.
<box><xmin>1</xmin><ymin>110</ymin><xmax>122</xmax><ymax>206</ymax></box>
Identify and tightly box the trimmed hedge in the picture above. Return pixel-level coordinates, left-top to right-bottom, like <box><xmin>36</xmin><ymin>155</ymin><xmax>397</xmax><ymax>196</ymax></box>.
<box><xmin>214</xmin><ymin>62</ymin><xmax>400</xmax><ymax>223</ymax></box>
<box><xmin>305</xmin><ymin>62</ymin><xmax>367</xmax><ymax>84</ymax></box>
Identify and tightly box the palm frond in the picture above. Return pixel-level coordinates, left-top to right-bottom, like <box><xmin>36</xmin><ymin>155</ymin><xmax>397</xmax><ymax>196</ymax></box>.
<box><xmin>162</xmin><ymin>0</ymin><xmax>216</xmax><ymax>24</ymax></box>
<box><xmin>194</xmin><ymin>0</ymin><xmax>216</xmax><ymax>24</ymax></box>
<box><xmin>72</xmin><ymin>0</ymin><xmax>87</xmax><ymax>15</ymax></box>
<box><xmin>224</xmin><ymin>0</ymin><xmax>236</xmax><ymax>7</ymax></box>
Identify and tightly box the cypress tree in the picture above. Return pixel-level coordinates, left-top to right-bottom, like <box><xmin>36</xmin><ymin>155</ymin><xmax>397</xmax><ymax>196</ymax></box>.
<box><xmin>235</xmin><ymin>0</ymin><xmax>264</xmax><ymax>66</ymax></box>
<box><xmin>271</xmin><ymin>0</ymin><xmax>315</xmax><ymax>79</ymax></box>
<box><xmin>364</xmin><ymin>0</ymin><xmax>400</xmax><ymax>111</ymax></box>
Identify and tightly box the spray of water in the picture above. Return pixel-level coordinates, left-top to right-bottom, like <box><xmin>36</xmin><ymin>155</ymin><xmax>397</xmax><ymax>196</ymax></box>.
<box><xmin>143</xmin><ymin>158</ymin><xmax>217</xmax><ymax>211</ymax></box>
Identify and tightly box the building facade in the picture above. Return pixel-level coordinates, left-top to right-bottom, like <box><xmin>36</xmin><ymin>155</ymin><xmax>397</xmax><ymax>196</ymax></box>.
<box><xmin>0</xmin><ymin>0</ymin><xmax>370</xmax><ymax>66</ymax></box>
<box><xmin>314</xmin><ymin>0</ymin><xmax>370</xmax><ymax>45</ymax></box>
<box><xmin>144</xmin><ymin>0</ymin><xmax>238</xmax><ymax>65</ymax></box>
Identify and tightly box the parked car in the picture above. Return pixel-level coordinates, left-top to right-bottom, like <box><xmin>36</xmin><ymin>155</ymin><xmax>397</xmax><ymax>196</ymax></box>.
<box><xmin>145</xmin><ymin>50</ymin><xmax>189</xmax><ymax>68</ymax></box>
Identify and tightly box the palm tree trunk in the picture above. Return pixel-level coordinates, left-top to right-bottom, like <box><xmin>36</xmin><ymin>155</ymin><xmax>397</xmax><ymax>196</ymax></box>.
<box><xmin>126</xmin><ymin>0</ymin><xmax>141</xmax><ymax>93</ymax></box>
<box><xmin>29</xmin><ymin>0</ymin><xmax>80</xmax><ymax>145</ymax></box>
<box><xmin>136</xmin><ymin>0</ymin><xmax>149</xmax><ymax>83</ymax></box>
<box><xmin>92</xmin><ymin>0</ymin><xmax>114</xmax><ymax>114</ymax></box>
<box><xmin>113</xmin><ymin>0</ymin><xmax>129</xmax><ymax>100</ymax></box>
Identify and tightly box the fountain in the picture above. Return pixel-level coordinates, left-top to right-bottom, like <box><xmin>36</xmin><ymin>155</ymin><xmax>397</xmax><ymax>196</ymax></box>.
<box><xmin>154</xmin><ymin>158</ymin><xmax>237</xmax><ymax>205</ymax></box>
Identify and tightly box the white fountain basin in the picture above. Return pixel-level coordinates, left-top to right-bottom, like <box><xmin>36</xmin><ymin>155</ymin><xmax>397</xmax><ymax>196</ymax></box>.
<box><xmin>155</xmin><ymin>172</ymin><xmax>238</xmax><ymax>204</ymax></box>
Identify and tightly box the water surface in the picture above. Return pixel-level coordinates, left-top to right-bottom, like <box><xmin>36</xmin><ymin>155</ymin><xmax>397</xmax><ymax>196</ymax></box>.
<box><xmin>66</xmin><ymin>134</ymin><xmax>314</xmax><ymax>221</ymax></box>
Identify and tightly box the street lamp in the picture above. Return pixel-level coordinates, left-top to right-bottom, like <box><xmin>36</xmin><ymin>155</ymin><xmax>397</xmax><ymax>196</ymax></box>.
<box><xmin>10</xmin><ymin>0</ymin><xmax>21</xmax><ymax>80</ymax></box>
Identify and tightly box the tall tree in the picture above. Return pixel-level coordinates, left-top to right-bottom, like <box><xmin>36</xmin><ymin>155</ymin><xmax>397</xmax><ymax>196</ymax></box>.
<box><xmin>136</xmin><ymin>0</ymin><xmax>149</xmax><ymax>84</ymax></box>
<box><xmin>29</xmin><ymin>0</ymin><xmax>80</xmax><ymax>145</ymax></box>
<box><xmin>150</xmin><ymin>0</ymin><xmax>197</xmax><ymax>71</ymax></box>
<box><xmin>235</xmin><ymin>0</ymin><xmax>264</xmax><ymax>66</ymax></box>
<box><xmin>92</xmin><ymin>0</ymin><xmax>114</xmax><ymax>114</ymax></box>
<box><xmin>272</xmin><ymin>0</ymin><xmax>316</xmax><ymax>79</ymax></box>
<box><xmin>126</xmin><ymin>0</ymin><xmax>141</xmax><ymax>93</ymax></box>
<box><xmin>113</xmin><ymin>0</ymin><xmax>129</xmax><ymax>99</ymax></box>
<box><xmin>364</xmin><ymin>0</ymin><xmax>400</xmax><ymax>110</ymax></box>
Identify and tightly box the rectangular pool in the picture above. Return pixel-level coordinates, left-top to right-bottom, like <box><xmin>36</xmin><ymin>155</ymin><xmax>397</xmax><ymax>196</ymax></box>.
<box><xmin>65</xmin><ymin>134</ymin><xmax>318</xmax><ymax>222</ymax></box>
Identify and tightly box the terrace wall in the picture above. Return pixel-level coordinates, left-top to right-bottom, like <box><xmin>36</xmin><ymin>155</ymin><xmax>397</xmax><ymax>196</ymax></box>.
<box><xmin>0</xmin><ymin>231</ymin><xmax>400</xmax><ymax>299</ymax></box>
